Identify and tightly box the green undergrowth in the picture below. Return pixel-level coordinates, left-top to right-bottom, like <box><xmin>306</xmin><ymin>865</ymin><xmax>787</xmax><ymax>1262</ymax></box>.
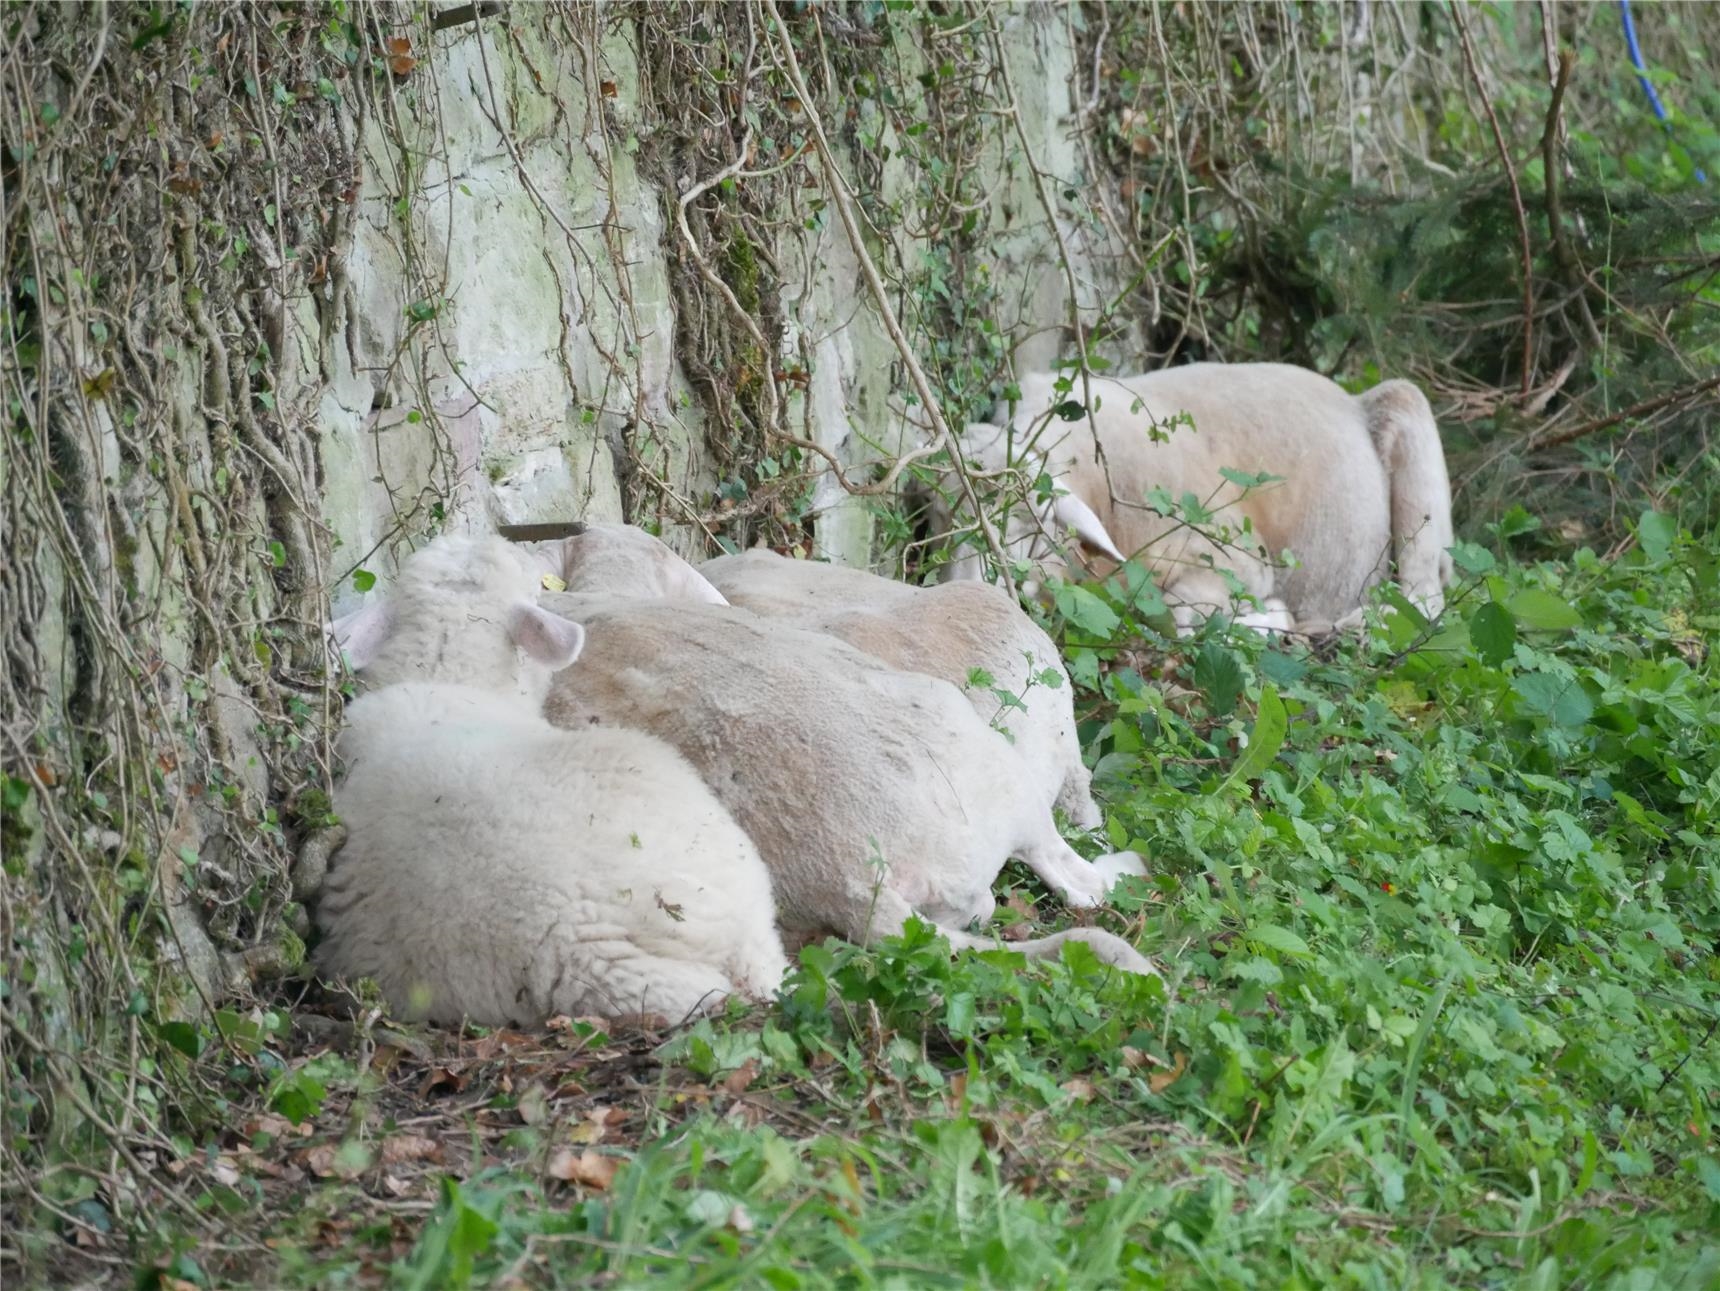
<box><xmin>81</xmin><ymin>511</ymin><xmax>1720</xmax><ymax>1290</ymax></box>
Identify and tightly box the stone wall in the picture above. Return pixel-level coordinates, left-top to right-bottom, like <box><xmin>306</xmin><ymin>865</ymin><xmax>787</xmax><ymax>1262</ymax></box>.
<box><xmin>308</xmin><ymin>2</ymin><xmax>1131</xmax><ymax>602</ymax></box>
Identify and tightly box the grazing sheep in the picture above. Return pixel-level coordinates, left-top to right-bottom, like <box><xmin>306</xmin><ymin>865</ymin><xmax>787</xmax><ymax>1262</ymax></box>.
<box><xmin>534</xmin><ymin>591</ymin><xmax>1157</xmax><ymax>976</ymax></box>
<box><xmin>317</xmin><ymin>535</ymin><xmax>789</xmax><ymax>1025</ymax></box>
<box><xmin>937</xmin><ymin>363</ymin><xmax>1454</xmax><ymax>632</ymax></box>
<box><xmin>698</xmin><ymin>546</ymin><xmax>1104</xmax><ymax>829</ymax></box>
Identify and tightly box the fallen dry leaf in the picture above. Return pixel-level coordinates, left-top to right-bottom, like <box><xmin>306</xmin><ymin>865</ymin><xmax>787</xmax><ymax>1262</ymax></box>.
<box><xmin>1148</xmin><ymin>1051</ymin><xmax>1189</xmax><ymax>1095</ymax></box>
<box><xmin>380</xmin><ymin>1134</ymin><xmax>442</xmax><ymax>1166</ymax></box>
<box><xmin>1060</xmin><ymin>1077</ymin><xmax>1096</xmax><ymax>1102</ymax></box>
<box><xmin>546</xmin><ymin>1148</ymin><xmax>618</xmax><ymax>1190</ymax></box>
<box><xmin>720</xmin><ymin>1059</ymin><xmax>759</xmax><ymax>1096</ymax></box>
<box><xmin>516</xmin><ymin>1083</ymin><xmax>550</xmax><ymax>1126</ymax></box>
<box><xmin>303</xmin><ymin>1142</ymin><xmax>367</xmax><ymax>1180</ymax></box>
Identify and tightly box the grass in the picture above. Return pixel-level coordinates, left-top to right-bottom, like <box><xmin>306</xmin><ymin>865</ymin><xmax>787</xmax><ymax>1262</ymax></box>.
<box><xmin>37</xmin><ymin>509</ymin><xmax>1720</xmax><ymax>1290</ymax></box>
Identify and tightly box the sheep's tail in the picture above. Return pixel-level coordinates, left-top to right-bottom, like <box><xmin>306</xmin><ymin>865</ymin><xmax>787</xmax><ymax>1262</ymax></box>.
<box><xmin>1360</xmin><ymin>380</ymin><xmax>1454</xmax><ymax>619</ymax></box>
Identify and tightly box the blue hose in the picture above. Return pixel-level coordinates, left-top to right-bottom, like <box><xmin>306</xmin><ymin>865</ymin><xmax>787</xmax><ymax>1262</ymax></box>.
<box><xmin>1618</xmin><ymin>0</ymin><xmax>1708</xmax><ymax>183</ymax></box>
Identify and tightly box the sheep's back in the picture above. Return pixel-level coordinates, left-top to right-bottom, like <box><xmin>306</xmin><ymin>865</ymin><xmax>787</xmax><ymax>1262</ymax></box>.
<box><xmin>537</xmin><ymin>597</ymin><xmax>1032</xmax><ymax>935</ymax></box>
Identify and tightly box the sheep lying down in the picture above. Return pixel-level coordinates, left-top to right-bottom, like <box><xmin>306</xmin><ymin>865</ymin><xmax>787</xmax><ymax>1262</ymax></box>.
<box><xmin>539</xmin><ymin>523</ymin><xmax>1105</xmax><ymax>831</ymax></box>
<box><xmin>940</xmin><ymin>362</ymin><xmax>1455</xmax><ymax>633</ymax></box>
<box><xmin>697</xmin><ymin>547</ymin><xmax>1103</xmax><ymax>830</ymax></box>
<box><xmin>535</xmin><ymin>591</ymin><xmax>1156</xmax><ymax>975</ymax></box>
<box><xmin>316</xmin><ymin>536</ymin><xmax>788</xmax><ymax>1025</ymax></box>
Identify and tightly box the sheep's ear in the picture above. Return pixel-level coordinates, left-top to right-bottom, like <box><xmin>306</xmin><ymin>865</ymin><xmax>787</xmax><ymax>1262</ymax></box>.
<box><xmin>328</xmin><ymin>599</ymin><xmax>392</xmax><ymax>670</ymax></box>
<box><xmin>508</xmin><ymin>602</ymin><xmax>586</xmax><ymax>669</ymax></box>
<box><xmin>1052</xmin><ymin>493</ymin><xmax>1126</xmax><ymax>562</ymax></box>
<box><xmin>670</xmin><ymin>566</ymin><xmax>731</xmax><ymax>606</ymax></box>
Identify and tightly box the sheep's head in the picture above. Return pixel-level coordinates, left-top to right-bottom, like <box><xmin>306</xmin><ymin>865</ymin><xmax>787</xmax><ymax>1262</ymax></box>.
<box><xmin>929</xmin><ymin>422</ymin><xmax>1125</xmax><ymax>596</ymax></box>
<box><xmin>328</xmin><ymin>534</ymin><xmax>586</xmax><ymax>698</ymax></box>
<box><xmin>553</xmin><ymin>523</ymin><xmax>730</xmax><ymax>605</ymax></box>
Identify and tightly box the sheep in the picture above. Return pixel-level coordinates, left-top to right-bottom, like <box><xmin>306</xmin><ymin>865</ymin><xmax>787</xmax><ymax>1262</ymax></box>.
<box><xmin>696</xmin><ymin>546</ymin><xmax>1104</xmax><ymax>829</ymax></box>
<box><xmin>316</xmin><ymin>535</ymin><xmax>789</xmax><ymax>1025</ymax></box>
<box><xmin>533</xmin><ymin>590</ymin><xmax>1157</xmax><ymax>976</ymax></box>
<box><xmin>935</xmin><ymin>363</ymin><xmax>1454</xmax><ymax>633</ymax></box>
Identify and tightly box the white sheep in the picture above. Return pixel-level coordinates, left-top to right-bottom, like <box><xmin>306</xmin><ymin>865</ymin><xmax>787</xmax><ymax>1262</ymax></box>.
<box><xmin>316</xmin><ymin>535</ymin><xmax>789</xmax><ymax>1025</ymax></box>
<box><xmin>938</xmin><ymin>363</ymin><xmax>1454</xmax><ymax>633</ymax></box>
<box><xmin>534</xmin><ymin>589</ymin><xmax>1157</xmax><ymax>976</ymax></box>
<box><xmin>696</xmin><ymin>546</ymin><xmax>1104</xmax><ymax>829</ymax></box>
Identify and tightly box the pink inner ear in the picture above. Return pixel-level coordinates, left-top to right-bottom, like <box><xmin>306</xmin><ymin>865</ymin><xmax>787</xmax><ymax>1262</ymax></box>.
<box><xmin>508</xmin><ymin>602</ymin><xmax>586</xmax><ymax>669</ymax></box>
<box><xmin>328</xmin><ymin>600</ymin><xmax>391</xmax><ymax>670</ymax></box>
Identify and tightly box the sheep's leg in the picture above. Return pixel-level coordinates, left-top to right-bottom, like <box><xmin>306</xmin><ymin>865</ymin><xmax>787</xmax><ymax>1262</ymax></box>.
<box><xmin>1165</xmin><ymin>570</ymin><xmax>1286</xmax><ymax>637</ymax></box>
<box><xmin>1092</xmin><ymin>849</ymin><xmax>1149</xmax><ymax>888</ymax></box>
<box><xmin>850</xmin><ymin>884</ymin><xmax>1158</xmax><ymax>978</ymax></box>
<box><xmin>1054</xmin><ymin>757</ymin><xmax>1104</xmax><ymax>831</ymax></box>
<box><xmin>1234</xmin><ymin>597</ymin><xmax>1294</xmax><ymax>634</ymax></box>
<box><xmin>1018</xmin><ymin>837</ymin><xmax>1125</xmax><ymax>909</ymax></box>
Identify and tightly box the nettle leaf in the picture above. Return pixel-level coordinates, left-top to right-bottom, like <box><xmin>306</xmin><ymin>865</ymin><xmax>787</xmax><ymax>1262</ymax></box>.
<box><xmin>1449</xmin><ymin>541</ymin><xmax>1496</xmax><ymax>576</ymax></box>
<box><xmin>1513</xmin><ymin>671</ymin><xmax>1594</xmax><ymax>728</ymax></box>
<box><xmin>1051</xmin><ymin>583</ymin><xmax>1120</xmax><ymax>638</ymax></box>
<box><xmin>1496</xmin><ymin>505</ymin><xmax>1542</xmax><ymax>539</ymax></box>
<box><xmin>1193</xmin><ymin>643</ymin><xmax>1245</xmax><ymax>716</ymax></box>
<box><xmin>1470</xmin><ymin>601</ymin><xmax>1517</xmax><ymax>666</ymax></box>
<box><xmin>1506</xmin><ymin>589</ymin><xmax>1581</xmax><ymax>631</ymax></box>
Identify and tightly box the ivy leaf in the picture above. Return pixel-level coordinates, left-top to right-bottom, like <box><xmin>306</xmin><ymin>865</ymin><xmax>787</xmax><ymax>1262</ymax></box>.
<box><xmin>351</xmin><ymin>568</ymin><xmax>377</xmax><ymax>593</ymax></box>
<box><xmin>156</xmin><ymin>1020</ymin><xmax>205</xmax><ymax>1059</ymax></box>
<box><xmin>1470</xmin><ymin>601</ymin><xmax>1517</xmax><ymax>666</ymax></box>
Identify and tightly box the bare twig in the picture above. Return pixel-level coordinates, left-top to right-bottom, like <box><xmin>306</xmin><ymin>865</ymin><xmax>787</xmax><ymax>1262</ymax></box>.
<box><xmin>1451</xmin><ymin>2</ymin><xmax>1537</xmax><ymax>394</ymax></box>
<box><xmin>1529</xmin><ymin>372</ymin><xmax>1720</xmax><ymax>451</ymax></box>
<box><xmin>760</xmin><ymin>0</ymin><xmax>1014</xmax><ymax>591</ymax></box>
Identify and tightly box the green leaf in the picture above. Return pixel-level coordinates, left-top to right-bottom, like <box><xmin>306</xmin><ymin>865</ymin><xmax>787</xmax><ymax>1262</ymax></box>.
<box><xmin>944</xmin><ymin>992</ymin><xmax>976</xmax><ymax>1039</ymax></box>
<box><xmin>1249</xmin><ymin>924</ymin><xmax>1309</xmax><ymax>956</ymax></box>
<box><xmin>1469</xmin><ymin>601</ymin><xmax>1516</xmax><ymax>666</ymax></box>
<box><xmin>1051</xmin><ymin>583</ymin><xmax>1120</xmax><ymax>638</ymax></box>
<box><xmin>1449</xmin><ymin>541</ymin><xmax>1496</xmax><ymax>576</ymax></box>
<box><xmin>157</xmin><ymin>1020</ymin><xmax>205</xmax><ymax>1059</ymax></box>
<box><xmin>1637</xmin><ymin>509</ymin><xmax>1676</xmax><ymax>563</ymax></box>
<box><xmin>1192</xmin><ymin>643</ymin><xmax>1245</xmax><ymax>716</ymax></box>
<box><xmin>1226</xmin><ymin>685</ymin><xmax>1287</xmax><ymax>786</ymax></box>
<box><xmin>268</xmin><ymin>540</ymin><xmax>287</xmax><ymax>568</ymax></box>
<box><xmin>1493</xmin><ymin>505</ymin><xmax>1541</xmax><ymax>540</ymax></box>
<box><xmin>351</xmin><ymin>568</ymin><xmax>377</xmax><ymax>593</ymax></box>
<box><xmin>1695</xmin><ymin>1155</ymin><xmax>1720</xmax><ymax>1204</ymax></box>
<box><xmin>1505</xmin><ymin>588</ymin><xmax>1581</xmax><ymax>631</ymax></box>
<box><xmin>1217</xmin><ymin>466</ymin><xmax>1282</xmax><ymax>490</ymax></box>
<box><xmin>1513</xmin><ymin>672</ymin><xmax>1594</xmax><ymax>728</ymax></box>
